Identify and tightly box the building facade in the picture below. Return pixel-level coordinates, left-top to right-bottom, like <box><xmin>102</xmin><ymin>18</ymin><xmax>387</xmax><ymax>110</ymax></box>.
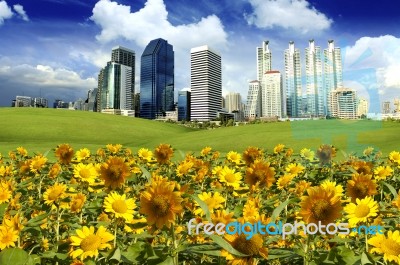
<box><xmin>305</xmin><ymin>40</ymin><xmax>324</xmax><ymax>117</ymax></box>
<box><xmin>324</xmin><ymin>40</ymin><xmax>343</xmax><ymax>116</ymax></box>
<box><xmin>357</xmin><ymin>98</ymin><xmax>369</xmax><ymax>118</ymax></box>
<box><xmin>140</xmin><ymin>38</ymin><xmax>174</xmax><ymax>119</ymax></box>
<box><xmin>178</xmin><ymin>89</ymin><xmax>191</xmax><ymax>121</ymax></box>
<box><xmin>284</xmin><ymin>41</ymin><xmax>302</xmax><ymax>118</ymax></box>
<box><xmin>245</xmin><ymin>80</ymin><xmax>261</xmax><ymax>120</ymax></box>
<box><xmin>190</xmin><ymin>45</ymin><xmax>222</xmax><ymax>121</ymax></box>
<box><xmin>330</xmin><ymin>88</ymin><xmax>357</xmax><ymax>119</ymax></box>
<box><xmin>261</xmin><ymin>71</ymin><xmax>283</xmax><ymax>118</ymax></box>
<box><xmin>257</xmin><ymin>41</ymin><xmax>272</xmax><ymax>81</ymax></box>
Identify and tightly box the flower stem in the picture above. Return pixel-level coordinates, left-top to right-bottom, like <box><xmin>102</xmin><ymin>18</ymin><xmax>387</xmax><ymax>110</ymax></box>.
<box><xmin>113</xmin><ymin>221</ymin><xmax>118</xmax><ymax>248</ymax></box>
<box><xmin>171</xmin><ymin>225</ymin><xmax>178</xmax><ymax>265</ymax></box>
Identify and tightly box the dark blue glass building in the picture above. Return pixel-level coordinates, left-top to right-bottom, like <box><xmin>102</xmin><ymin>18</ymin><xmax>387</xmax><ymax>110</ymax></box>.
<box><xmin>140</xmin><ymin>38</ymin><xmax>174</xmax><ymax>119</ymax></box>
<box><xmin>178</xmin><ymin>90</ymin><xmax>191</xmax><ymax>121</ymax></box>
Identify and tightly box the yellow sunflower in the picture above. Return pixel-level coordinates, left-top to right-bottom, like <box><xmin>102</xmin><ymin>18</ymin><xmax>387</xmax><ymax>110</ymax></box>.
<box><xmin>194</xmin><ymin>192</ymin><xmax>225</xmax><ymax>216</ymax></box>
<box><xmin>363</xmin><ymin>146</ymin><xmax>374</xmax><ymax>156</ymax></box>
<box><xmin>245</xmin><ymin>160</ymin><xmax>276</xmax><ymax>188</ymax></box>
<box><xmin>290</xmin><ymin>180</ymin><xmax>312</xmax><ymax>196</ymax></box>
<box><xmin>347</xmin><ymin>173</ymin><xmax>377</xmax><ymax>202</ymax></box>
<box><xmin>103</xmin><ymin>192</ymin><xmax>136</xmax><ymax>222</ymax></box>
<box><xmin>0</xmin><ymin>184</ymin><xmax>12</xmax><ymax>204</ymax></box>
<box><xmin>242</xmin><ymin>146</ymin><xmax>263</xmax><ymax>165</ymax></box>
<box><xmin>16</xmin><ymin>146</ymin><xmax>28</xmax><ymax>157</ymax></box>
<box><xmin>73</xmin><ymin>163</ymin><xmax>98</xmax><ymax>184</ymax></box>
<box><xmin>389</xmin><ymin>151</ymin><xmax>400</xmax><ymax>164</ymax></box>
<box><xmin>321</xmin><ymin>180</ymin><xmax>344</xmax><ymax>197</ymax></box>
<box><xmin>49</xmin><ymin>163</ymin><xmax>62</xmax><ymax>179</ymax></box>
<box><xmin>176</xmin><ymin>160</ymin><xmax>194</xmax><ymax>177</ymax></box>
<box><xmin>70</xmin><ymin>193</ymin><xmax>86</xmax><ymax>213</ymax></box>
<box><xmin>137</xmin><ymin>148</ymin><xmax>154</xmax><ymax>162</ymax></box>
<box><xmin>219</xmin><ymin>166</ymin><xmax>242</xmax><ymax>189</ymax></box>
<box><xmin>75</xmin><ymin>148</ymin><xmax>91</xmax><ymax>162</ymax></box>
<box><xmin>99</xmin><ymin>156</ymin><xmax>131</xmax><ymax>189</ymax></box>
<box><xmin>277</xmin><ymin>174</ymin><xmax>295</xmax><ymax>190</ymax></box>
<box><xmin>69</xmin><ymin>226</ymin><xmax>114</xmax><ymax>261</ymax></box>
<box><xmin>3</xmin><ymin>213</ymin><xmax>24</xmax><ymax>232</ymax></box>
<box><xmin>226</xmin><ymin>151</ymin><xmax>242</xmax><ymax>165</ymax></box>
<box><xmin>200</xmin><ymin>146</ymin><xmax>212</xmax><ymax>156</ymax></box>
<box><xmin>106</xmin><ymin>144</ymin><xmax>122</xmax><ymax>154</ymax></box>
<box><xmin>273</xmin><ymin>143</ymin><xmax>285</xmax><ymax>154</ymax></box>
<box><xmin>393</xmin><ymin>191</ymin><xmax>400</xmax><ymax>209</ymax></box>
<box><xmin>374</xmin><ymin>166</ymin><xmax>393</xmax><ymax>181</ymax></box>
<box><xmin>29</xmin><ymin>154</ymin><xmax>47</xmax><ymax>174</ymax></box>
<box><xmin>221</xmin><ymin>233</ymin><xmax>268</xmax><ymax>265</ymax></box>
<box><xmin>285</xmin><ymin>163</ymin><xmax>305</xmax><ymax>176</ymax></box>
<box><xmin>154</xmin><ymin>143</ymin><xmax>174</xmax><ymax>164</ymax></box>
<box><xmin>344</xmin><ymin>197</ymin><xmax>379</xmax><ymax>226</ymax></box>
<box><xmin>300</xmin><ymin>148</ymin><xmax>315</xmax><ymax>161</ymax></box>
<box><xmin>0</xmin><ymin>226</ymin><xmax>19</xmax><ymax>250</ymax></box>
<box><xmin>55</xmin><ymin>144</ymin><xmax>74</xmax><ymax>165</ymax></box>
<box><xmin>299</xmin><ymin>186</ymin><xmax>342</xmax><ymax>225</ymax></box>
<box><xmin>139</xmin><ymin>179</ymin><xmax>183</xmax><ymax>229</ymax></box>
<box><xmin>43</xmin><ymin>183</ymin><xmax>67</xmax><ymax>205</ymax></box>
<box><xmin>369</xmin><ymin>230</ymin><xmax>400</xmax><ymax>264</ymax></box>
<box><xmin>211</xmin><ymin>210</ymin><xmax>235</xmax><ymax>225</ymax></box>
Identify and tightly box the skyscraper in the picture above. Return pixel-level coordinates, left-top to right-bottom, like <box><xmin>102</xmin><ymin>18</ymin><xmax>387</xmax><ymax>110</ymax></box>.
<box><xmin>178</xmin><ymin>89</ymin><xmax>191</xmax><ymax>121</ymax></box>
<box><xmin>261</xmin><ymin>71</ymin><xmax>284</xmax><ymax>118</ymax></box>
<box><xmin>324</xmin><ymin>40</ymin><xmax>343</xmax><ymax>116</ymax></box>
<box><xmin>225</xmin><ymin>92</ymin><xmax>242</xmax><ymax>113</ymax></box>
<box><xmin>330</xmin><ymin>88</ymin><xmax>357</xmax><ymax>119</ymax></box>
<box><xmin>111</xmin><ymin>46</ymin><xmax>135</xmax><ymax>110</ymax></box>
<box><xmin>190</xmin><ymin>45</ymin><xmax>222</xmax><ymax>121</ymax></box>
<box><xmin>140</xmin><ymin>38</ymin><xmax>174</xmax><ymax>119</ymax></box>
<box><xmin>257</xmin><ymin>41</ymin><xmax>272</xmax><ymax>81</ymax></box>
<box><xmin>96</xmin><ymin>46</ymin><xmax>135</xmax><ymax>113</ymax></box>
<box><xmin>245</xmin><ymin>80</ymin><xmax>261</xmax><ymax>120</ymax></box>
<box><xmin>305</xmin><ymin>40</ymin><xmax>324</xmax><ymax>117</ymax></box>
<box><xmin>284</xmin><ymin>41</ymin><xmax>302</xmax><ymax>118</ymax></box>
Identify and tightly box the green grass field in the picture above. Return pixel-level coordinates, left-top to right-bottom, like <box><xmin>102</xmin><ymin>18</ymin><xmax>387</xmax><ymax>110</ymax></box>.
<box><xmin>1</xmin><ymin>107</ymin><xmax>399</xmax><ymax>158</ymax></box>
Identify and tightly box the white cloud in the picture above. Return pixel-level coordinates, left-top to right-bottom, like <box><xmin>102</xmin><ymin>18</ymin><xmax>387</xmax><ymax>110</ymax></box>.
<box><xmin>90</xmin><ymin>0</ymin><xmax>228</xmax><ymax>50</ymax></box>
<box><xmin>344</xmin><ymin>35</ymin><xmax>400</xmax><ymax>92</ymax></box>
<box><xmin>0</xmin><ymin>63</ymin><xmax>96</xmax><ymax>89</ymax></box>
<box><xmin>245</xmin><ymin>0</ymin><xmax>332</xmax><ymax>34</ymax></box>
<box><xmin>13</xmin><ymin>4</ymin><xmax>29</xmax><ymax>21</ymax></box>
<box><xmin>0</xmin><ymin>1</ymin><xmax>13</xmax><ymax>25</ymax></box>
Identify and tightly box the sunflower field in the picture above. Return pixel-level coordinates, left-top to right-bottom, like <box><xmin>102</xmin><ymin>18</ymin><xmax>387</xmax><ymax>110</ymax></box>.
<box><xmin>0</xmin><ymin>143</ymin><xmax>400</xmax><ymax>265</ymax></box>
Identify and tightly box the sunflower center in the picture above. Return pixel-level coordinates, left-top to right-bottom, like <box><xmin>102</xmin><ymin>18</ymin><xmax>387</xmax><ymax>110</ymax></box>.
<box><xmin>109</xmin><ymin>165</ymin><xmax>122</xmax><ymax>179</ymax></box>
<box><xmin>311</xmin><ymin>200</ymin><xmax>331</xmax><ymax>221</ymax></box>
<box><xmin>152</xmin><ymin>195</ymin><xmax>169</xmax><ymax>216</ymax></box>
<box><xmin>79</xmin><ymin>168</ymin><xmax>91</xmax><ymax>179</ymax></box>
<box><xmin>224</xmin><ymin>173</ymin><xmax>236</xmax><ymax>183</ymax></box>
<box><xmin>48</xmin><ymin>189</ymin><xmax>63</xmax><ymax>201</ymax></box>
<box><xmin>354</xmin><ymin>204</ymin><xmax>370</xmax><ymax>218</ymax></box>
<box><xmin>353</xmin><ymin>183</ymin><xmax>368</xmax><ymax>198</ymax></box>
<box><xmin>381</xmin><ymin>239</ymin><xmax>400</xmax><ymax>256</ymax></box>
<box><xmin>80</xmin><ymin>234</ymin><xmax>101</xmax><ymax>252</ymax></box>
<box><xmin>233</xmin><ymin>234</ymin><xmax>263</xmax><ymax>256</ymax></box>
<box><xmin>112</xmin><ymin>199</ymin><xmax>128</xmax><ymax>213</ymax></box>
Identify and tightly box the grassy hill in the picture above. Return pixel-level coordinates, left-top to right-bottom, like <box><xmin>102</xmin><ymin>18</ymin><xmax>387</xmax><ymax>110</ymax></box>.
<box><xmin>1</xmin><ymin>108</ymin><xmax>399</xmax><ymax>158</ymax></box>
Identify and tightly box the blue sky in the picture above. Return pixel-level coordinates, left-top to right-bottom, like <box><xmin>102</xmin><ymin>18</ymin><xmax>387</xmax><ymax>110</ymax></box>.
<box><xmin>1</xmin><ymin>0</ymin><xmax>400</xmax><ymax>112</ymax></box>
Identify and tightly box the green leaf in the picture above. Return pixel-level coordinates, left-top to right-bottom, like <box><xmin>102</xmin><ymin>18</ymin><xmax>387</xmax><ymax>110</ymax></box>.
<box><xmin>191</xmin><ymin>194</ymin><xmax>211</xmax><ymax>222</ymax></box>
<box><xmin>139</xmin><ymin>165</ymin><xmax>151</xmax><ymax>181</ymax></box>
<box><xmin>25</xmin><ymin>212</ymin><xmax>49</xmax><ymax>227</ymax></box>
<box><xmin>157</xmin><ymin>256</ymin><xmax>174</xmax><ymax>265</ymax></box>
<box><xmin>361</xmin><ymin>252</ymin><xmax>375</xmax><ymax>265</ymax></box>
<box><xmin>383</xmin><ymin>182</ymin><xmax>398</xmax><ymax>198</ymax></box>
<box><xmin>209</xmin><ymin>234</ymin><xmax>248</xmax><ymax>257</ymax></box>
<box><xmin>109</xmin><ymin>247</ymin><xmax>121</xmax><ymax>262</ymax></box>
<box><xmin>270</xmin><ymin>198</ymin><xmax>293</xmax><ymax>222</ymax></box>
<box><xmin>185</xmin><ymin>244</ymin><xmax>222</xmax><ymax>256</ymax></box>
<box><xmin>121</xmin><ymin>242</ymin><xmax>146</xmax><ymax>262</ymax></box>
<box><xmin>26</xmin><ymin>254</ymin><xmax>40</xmax><ymax>265</ymax></box>
<box><xmin>0</xmin><ymin>203</ymin><xmax>8</xmax><ymax>220</ymax></box>
<box><xmin>267</xmin><ymin>248</ymin><xmax>296</xmax><ymax>260</ymax></box>
<box><xmin>84</xmin><ymin>260</ymin><xmax>96</xmax><ymax>265</ymax></box>
<box><xmin>0</xmin><ymin>248</ymin><xmax>29</xmax><ymax>265</ymax></box>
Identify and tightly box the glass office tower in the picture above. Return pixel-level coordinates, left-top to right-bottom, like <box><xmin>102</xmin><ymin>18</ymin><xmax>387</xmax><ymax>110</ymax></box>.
<box><xmin>140</xmin><ymin>38</ymin><xmax>174</xmax><ymax>119</ymax></box>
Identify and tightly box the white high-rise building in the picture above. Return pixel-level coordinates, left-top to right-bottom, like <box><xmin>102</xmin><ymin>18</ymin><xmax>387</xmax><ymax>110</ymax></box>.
<box><xmin>330</xmin><ymin>88</ymin><xmax>357</xmax><ymax>119</ymax></box>
<box><xmin>245</xmin><ymin>81</ymin><xmax>261</xmax><ymax>120</ymax></box>
<box><xmin>357</xmin><ymin>98</ymin><xmax>369</xmax><ymax>118</ymax></box>
<box><xmin>284</xmin><ymin>41</ymin><xmax>302</xmax><ymax>118</ymax></box>
<box><xmin>305</xmin><ymin>40</ymin><xmax>324</xmax><ymax>117</ymax></box>
<box><xmin>225</xmin><ymin>92</ymin><xmax>242</xmax><ymax>113</ymax></box>
<box><xmin>324</xmin><ymin>40</ymin><xmax>343</xmax><ymax>116</ymax></box>
<box><xmin>257</xmin><ymin>41</ymin><xmax>272</xmax><ymax>81</ymax></box>
<box><xmin>190</xmin><ymin>45</ymin><xmax>222</xmax><ymax>121</ymax></box>
<box><xmin>105</xmin><ymin>62</ymin><xmax>133</xmax><ymax>110</ymax></box>
<box><xmin>261</xmin><ymin>71</ymin><xmax>283</xmax><ymax>118</ymax></box>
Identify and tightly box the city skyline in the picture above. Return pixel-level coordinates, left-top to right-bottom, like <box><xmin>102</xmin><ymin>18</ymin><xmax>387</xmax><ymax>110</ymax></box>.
<box><xmin>1</xmin><ymin>0</ymin><xmax>400</xmax><ymax>112</ymax></box>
